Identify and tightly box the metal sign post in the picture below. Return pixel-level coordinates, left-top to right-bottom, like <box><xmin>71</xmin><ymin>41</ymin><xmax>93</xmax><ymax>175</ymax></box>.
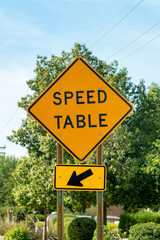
<box><xmin>57</xmin><ymin>143</ymin><xmax>64</xmax><ymax>240</ymax></box>
<box><xmin>97</xmin><ymin>144</ymin><xmax>103</xmax><ymax>240</ymax></box>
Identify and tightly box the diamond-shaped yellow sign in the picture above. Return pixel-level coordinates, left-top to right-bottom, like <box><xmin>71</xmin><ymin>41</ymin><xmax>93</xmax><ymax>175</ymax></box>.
<box><xmin>27</xmin><ymin>57</ymin><xmax>133</xmax><ymax>162</ymax></box>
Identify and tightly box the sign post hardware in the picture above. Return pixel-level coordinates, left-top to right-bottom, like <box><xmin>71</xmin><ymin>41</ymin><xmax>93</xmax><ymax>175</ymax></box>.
<box><xmin>57</xmin><ymin>143</ymin><xmax>64</xmax><ymax>240</ymax></box>
<box><xmin>97</xmin><ymin>144</ymin><xmax>104</xmax><ymax>240</ymax></box>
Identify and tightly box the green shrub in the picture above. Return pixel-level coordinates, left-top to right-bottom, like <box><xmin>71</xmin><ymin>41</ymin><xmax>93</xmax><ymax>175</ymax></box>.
<box><xmin>4</xmin><ymin>226</ymin><xmax>29</xmax><ymax>240</ymax></box>
<box><xmin>107</xmin><ymin>222</ymin><xmax>119</xmax><ymax>229</ymax></box>
<box><xmin>128</xmin><ymin>222</ymin><xmax>160</xmax><ymax>240</ymax></box>
<box><xmin>27</xmin><ymin>213</ymin><xmax>44</xmax><ymax>222</ymax></box>
<box><xmin>50</xmin><ymin>214</ymin><xmax>76</xmax><ymax>226</ymax></box>
<box><xmin>36</xmin><ymin>214</ymin><xmax>44</xmax><ymax>221</ymax></box>
<box><xmin>67</xmin><ymin>217</ymin><xmax>96</xmax><ymax>240</ymax></box>
<box><xmin>64</xmin><ymin>214</ymin><xmax>76</xmax><ymax>218</ymax></box>
<box><xmin>52</xmin><ymin>216</ymin><xmax>76</xmax><ymax>239</ymax></box>
<box><xmin>119</xmin><ymin>213</ymin><xmax>136</xmax><ymax>235</ymax></box>
<box><xmin>119</xmin><ymin>211</ymin><xmax>160</xmax><ymax>235</ymax></box>
<box><xmin>65</xmin><ymin>218</ymin><xmax>73</xmax><ymax>240</ymax></box>
<box><xmin>93</xmin><ymin>225</ymin><xmax>121</xmax><ymax>240</ymax></box>
<box><xmin>36</xmin><ymin>221</ymin><xmax>44</xmax><ymax>228</ymax></box>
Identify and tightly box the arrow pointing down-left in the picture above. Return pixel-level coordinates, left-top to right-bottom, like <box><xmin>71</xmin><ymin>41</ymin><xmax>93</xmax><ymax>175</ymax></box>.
<box><xmin>67</xmin><ymin>169</ymin><xmax>93</xmax><ymax>187</ymax></box>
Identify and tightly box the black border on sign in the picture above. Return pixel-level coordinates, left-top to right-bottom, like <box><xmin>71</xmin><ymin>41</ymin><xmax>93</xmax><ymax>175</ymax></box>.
<box><xmin>27</xmin><ymin>57</ymin><xmax>133</xmax><ymax>162</ymax></box>
<box><xmin>54</xmin><ymin>164</ymin><xmax>106</xmax><ymax>191</ymax></box>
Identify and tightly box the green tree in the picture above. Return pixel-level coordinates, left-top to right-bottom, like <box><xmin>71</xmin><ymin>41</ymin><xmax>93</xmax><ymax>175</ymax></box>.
<box><xmin>0</xmin><ymin>155</ymin><xmax>17</xmax><ymax>206</ymax></box>
<box><xmin>103</xmin><ymin>83</ymin><xmax>160</xmax><ymax>212</ymax></box>
<box><xmin>13</xmin><ymin>156</ymin><xmax>56</xmax><ymax>239</ymax></box>
<box><xmin>142</xmin><ymin>139</ymin><xmax>160</xmax><ymax>210</ymax></box>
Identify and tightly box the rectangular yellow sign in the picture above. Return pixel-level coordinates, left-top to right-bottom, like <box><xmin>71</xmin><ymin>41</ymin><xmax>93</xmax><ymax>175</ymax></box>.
<box><xmin>54</xmin><ymin>164</ymin><xmax>106</xmax><ymax>191</ymax></box>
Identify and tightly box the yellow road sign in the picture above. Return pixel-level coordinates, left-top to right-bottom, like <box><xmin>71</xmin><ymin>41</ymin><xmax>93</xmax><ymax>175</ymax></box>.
<box><xmin>54</xmin><ymin>164</ymin><xmax>106</xmax><ymax>191</ymax></box>
<box><xmin>27</xmin><ymin>57</ymin><xmax>133</xmax><ymax>162</ymax></box>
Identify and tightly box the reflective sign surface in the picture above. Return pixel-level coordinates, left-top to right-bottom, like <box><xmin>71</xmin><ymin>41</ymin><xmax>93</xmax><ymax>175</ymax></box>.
<box><xmin>54</xmin><ymin>164</ymin><xmax>106</xmax><ymax>191</ymax></box>
<box><xmin>27</xmin><ymin>57</ymin><xmax>133</xmax><ymax>162</ymax></box>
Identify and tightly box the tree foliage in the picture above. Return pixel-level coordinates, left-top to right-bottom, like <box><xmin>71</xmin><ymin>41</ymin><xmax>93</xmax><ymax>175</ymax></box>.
<box><xmin>0</xmin><ymin>155</ymin><xmax>17</xmax><ymax>206</ymax></box>
<box><xmin>13</xmin><ymin>156</ymin><xmax>56</xmax><ymax>213</ymax></box>
<box><xmin>103</xmin><ymin>83</ymin><xmax>160</xmax><ymax>211</ymax></box>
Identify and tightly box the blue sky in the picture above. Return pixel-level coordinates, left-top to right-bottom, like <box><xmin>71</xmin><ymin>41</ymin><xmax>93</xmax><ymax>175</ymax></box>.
<box><xmin>0</xmin><ymin>0</ymin><xmax>160</xmax><ymax>157</ymax></box>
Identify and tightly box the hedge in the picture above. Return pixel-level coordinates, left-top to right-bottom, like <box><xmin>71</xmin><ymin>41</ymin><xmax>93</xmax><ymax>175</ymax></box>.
<box><xmin>128</xmin><ymin>222</ymin><xmax>160</xmax><ymax>240</ymax></box>
<box><xmin>119</xmin><ymin>211</ymin><xmax>160</xmax><ymax>235</ymax></box>
<box><xmin>67</xmin><ymin>217</ymin><xmax>96</xmax><ymax>240</ymax></box>
<box><xmin>27</xmin><ymin>213</ymin><xmax>44</xmax><ymax>222</ymax></box>
<box><xmin>50</xmin><ymin>214</ymin><xmax>76</xmax><ymax>225</ymax></box>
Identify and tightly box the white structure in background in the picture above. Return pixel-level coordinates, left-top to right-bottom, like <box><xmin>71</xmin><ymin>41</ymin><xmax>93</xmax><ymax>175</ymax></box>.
<box><xmin>47</xmin><ymin>211</ymin><xmax>57</xmax><ymax>225</ymax></box>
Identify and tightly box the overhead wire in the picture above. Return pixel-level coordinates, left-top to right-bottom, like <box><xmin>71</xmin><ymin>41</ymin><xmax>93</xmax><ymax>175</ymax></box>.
<box><xmin>0</xmin><ymin>0</ymin><xmax>152</xmax><ymax>134</ymax></box>
<box><xmin>0</xmin><ymin>88</ymin><xmax>29</xmax><ymax>134</ymax></box>
<box><xmin>0</xmin><ymin>108</ymin><xmax>19</xmax><ymax>134</ymax></box>
<box><xmin>120</xmin><ymin>33</ymin><xmax>160</xmax><ymax>60</ymax></box>
<box><xmin>107</xmin><ymin>20</ymin><xmax>160</xmax><ymax>59</ymax></box>
<box><xmin>86</xmin><ymin>0</ymin><xmax>135</xmax><ymax>43</ymax></box>
<box><xmin>88</xmin><ymin>0</ymin><xmax>144</xmax><ymax>49</ymax></box>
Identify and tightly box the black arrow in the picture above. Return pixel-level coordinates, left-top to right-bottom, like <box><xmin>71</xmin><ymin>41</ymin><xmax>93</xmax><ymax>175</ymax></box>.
<box><xmin>67</xmin><ymin>169</ymin><xmax>93</xmax><ymax>187</ymax></box>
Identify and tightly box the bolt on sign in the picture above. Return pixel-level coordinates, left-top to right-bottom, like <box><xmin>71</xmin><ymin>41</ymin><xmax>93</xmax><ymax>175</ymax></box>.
<box><xmin>27</xmin><ymin>57</ymin><xmax>134</xmax><ymax>163</ymax></box>
<box><xmin>54</xmin><ymin>164</ymin><xmax>106</xmax><ymax>191</ymax></box>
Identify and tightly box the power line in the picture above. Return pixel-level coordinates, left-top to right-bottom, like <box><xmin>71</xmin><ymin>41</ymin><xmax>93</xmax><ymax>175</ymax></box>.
<box><xmin>86</xmin><ymin>0</ymin><xmax>135</xmax><ymax>43</ymax></box>
<box><xmin>88</xmin><ymin>0</ymin><xmax>144</xmax><ymax>49</ymax></box>
<box><xmin>0</xmin><ymin>88</ymin><xmax>29</xmax><ymax>134</ymax></box>
<box><xmin>120</xmin><ymin>33</ymin><xmax>160</xmax><ymax>60</ymax></box>
<box><xmin>0</xmin><ymin>108</ymin><xmax>19</xmax><ymax>134</ymax></box>
<box><xmin>108</xmin><ymin>20</ymin><xmax>160</xmax><ymax>59</ymax></box>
